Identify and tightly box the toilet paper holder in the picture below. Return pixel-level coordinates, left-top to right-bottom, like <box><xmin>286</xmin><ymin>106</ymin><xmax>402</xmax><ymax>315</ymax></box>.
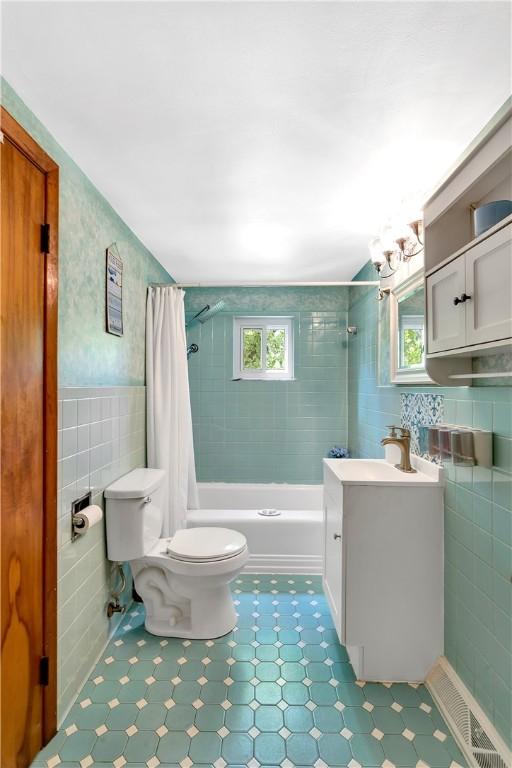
<box><xmin>71</xmin><ymin>491</ymin><xmax>92</xmax><ymax>541</ymax></box>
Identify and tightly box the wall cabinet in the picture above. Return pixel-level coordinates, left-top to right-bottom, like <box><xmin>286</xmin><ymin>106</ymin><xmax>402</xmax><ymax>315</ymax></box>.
<box><xmin>427</xmin><ymin>223</ymin><xmax>512</xmax><ymax>354</ymax></box>
<box><xmin>426</xmin><ymin>257</ymin><xmax>466</xmax><ymax>353</ymax></box>
<box><xmin>423</xmin><ymin>103</ymin><xmax>512</xmax><ymax>384</ymax></box>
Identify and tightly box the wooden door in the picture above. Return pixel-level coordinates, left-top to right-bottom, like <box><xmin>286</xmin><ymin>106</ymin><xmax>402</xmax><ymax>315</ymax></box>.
<box><xmin>426</xmin><ymin>256</ymin><xmax>466</xmax><ymax>353</ymax></box>
<box><xmin>465</xmin><ymin>223</ymin><xmax>512</xmax><ymax>346</ymax></box>
<box><xmin>1</xmin><ymin>109</ymin><xmax>58</xmax><ymax>767</ymax></box>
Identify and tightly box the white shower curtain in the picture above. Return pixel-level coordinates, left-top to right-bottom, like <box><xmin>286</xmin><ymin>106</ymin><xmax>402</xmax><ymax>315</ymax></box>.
<box><xmin>146</xmin><ymin>286</ymin><xmax>199</xmax><ymax>536</ymax></box>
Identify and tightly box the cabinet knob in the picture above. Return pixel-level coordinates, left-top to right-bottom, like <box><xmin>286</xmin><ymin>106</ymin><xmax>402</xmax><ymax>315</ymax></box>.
<box><xmin>333</xmin><ymin>533</ymin><xmax>341</xmax><ymax>541</ymax></box>
<box><xmin>453</xmin><ymin>293</ymin><xmax>472</xmax><ymax>306</ymax></box>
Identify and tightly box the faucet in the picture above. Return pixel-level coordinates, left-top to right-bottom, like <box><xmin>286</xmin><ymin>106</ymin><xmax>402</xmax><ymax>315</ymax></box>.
<box><xmin>381</xmin><ymin>426</ymin><xmax>417</xmax><ymax>473</ymax></box>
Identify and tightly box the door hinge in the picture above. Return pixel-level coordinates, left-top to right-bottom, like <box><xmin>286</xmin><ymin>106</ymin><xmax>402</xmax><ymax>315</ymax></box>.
<box><xmin>40</xmin><ymin>223</ymin><xmax>50</xmax><ymax>253</ymax></box>
<box><xmin>39</xmin><ymin>656</ymin><xmax>49</xmax><ymax>686</ymax></box>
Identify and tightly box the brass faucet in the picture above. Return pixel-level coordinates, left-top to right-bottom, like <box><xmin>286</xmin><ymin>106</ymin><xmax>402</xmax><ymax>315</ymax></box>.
<box><xmin>381</xmin><ymin>426</ymin><xmax>417</xmax><ymax>473</ymax></box>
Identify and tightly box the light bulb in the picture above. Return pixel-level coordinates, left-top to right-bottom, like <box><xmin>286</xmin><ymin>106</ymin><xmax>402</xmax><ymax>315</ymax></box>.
<box><xmin>379</xmin><ymin>225</ymin><xmax>398</xmax><ymax>255</ymax></box>
<box><xmin>389</xmin><ymin>218</ymin><xmax>414</xmax><ymax>244</ymax></box>
<box><xmin>369</xmin><ymin>237</ymin><xmax>385</xmax><ymax>265</ymax></box>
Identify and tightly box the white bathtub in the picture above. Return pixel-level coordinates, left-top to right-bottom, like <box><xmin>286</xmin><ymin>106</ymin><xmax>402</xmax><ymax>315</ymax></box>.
<box><xmin>186</xmin><ymin>483</ymin><xmax>323</xmax><ymax>574</ymax></box>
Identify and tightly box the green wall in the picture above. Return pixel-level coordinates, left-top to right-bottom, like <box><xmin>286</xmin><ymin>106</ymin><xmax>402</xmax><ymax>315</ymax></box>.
<box><xmin>185</xmin><ymin>287</ymin><xmax>350</xmax><ymax>484</ymax></box>
<box><xmin>348</xmin><ymin>262</ymin><xmax>512</xmax><ymax>748</ymax></box>
<box><xmin>1</xmin><ymin>79</ymin><xmax>172</xmax><ymax>386</ymax></box>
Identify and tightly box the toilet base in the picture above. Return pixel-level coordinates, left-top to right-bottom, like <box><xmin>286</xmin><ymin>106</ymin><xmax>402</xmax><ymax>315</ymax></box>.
<box><xmin>130</xmin><ymin>547</ymin><xmax>248</xmax><ymax>639</ymax></box>
<box><xmin>143</xmin><ymin>584</ymin><xmax>237</xmax><ymax>639</ymax></box>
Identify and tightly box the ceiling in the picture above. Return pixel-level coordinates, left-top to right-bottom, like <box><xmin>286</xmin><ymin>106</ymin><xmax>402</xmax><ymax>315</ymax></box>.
<box><xmin>2</xmin><ymin>1</ymin><xmax>511</xmax><ymax>282</ymax></box>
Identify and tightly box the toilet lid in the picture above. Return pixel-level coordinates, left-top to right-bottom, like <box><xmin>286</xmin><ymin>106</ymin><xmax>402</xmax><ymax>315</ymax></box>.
<box><xmin>166</xmin><ymin>527</ymin><xmax>247</xmax><ymax>562</ymax></box>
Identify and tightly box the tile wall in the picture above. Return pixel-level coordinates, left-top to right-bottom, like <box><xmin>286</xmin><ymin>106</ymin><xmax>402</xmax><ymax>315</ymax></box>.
<box><xmin>348</xmin><ymin>263</ymin><xmax>512</xmax><ymax>749</ymax></box>
<box><xmin>57</xmin><ymin>386</ymin><xmax>146</xmax><ymax>720</ymax></box>
<box><xmin>1</xmin><ymin>79</ymin><xmax>172</xmax><ymax>387</ymax></box>
<box><xmin>185</xmin><ymin>287</ymin><xmax>350</xmax><ymax>485</ymax></box>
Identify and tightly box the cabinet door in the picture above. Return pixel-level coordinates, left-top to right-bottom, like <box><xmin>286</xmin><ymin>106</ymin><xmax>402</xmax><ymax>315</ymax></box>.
<box><xmin>465</xmin><ymin>225</ymin><xmax>512</xmax><ymax>346</ymax></box>
<box><xmin>323</xmin><ymin>488</ymin><xmax>344</xmax><ymax>642</ymax></box>
<box><xmin>427</xmin><ymin>257</ymin><xmax>466</xmax><ymax>353</ymax></box>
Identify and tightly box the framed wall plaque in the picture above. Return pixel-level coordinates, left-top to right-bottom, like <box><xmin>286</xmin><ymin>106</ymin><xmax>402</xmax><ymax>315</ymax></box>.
<box><xmin>106</xmin><ymin>243</ymin><xmax>123</xmax><ymax>336</ymax></box>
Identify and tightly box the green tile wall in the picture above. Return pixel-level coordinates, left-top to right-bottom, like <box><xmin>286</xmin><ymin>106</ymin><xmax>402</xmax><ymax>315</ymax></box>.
<box><xmin>1</xmin><ymin>79</ymin><xmax>172</xmax><ymax>385</ymax></box>
<box><xmin>348</xmin><ymin>262</ymin><xmax>512</xmax><ymax>749</ymax></box>
<box><xmin>58</xmin><ymin>386</ymin><xmax>146</xmax><ymax>720</ymax></box>
<box><xmin>1</xmin><ymin>81</ymin><xmax>172</xmax><ymax>721</ymax></box>
<box><xmin>185</xmin><ymin>287</ymin><xmax>350</xmax><ymax>484</ymax></box>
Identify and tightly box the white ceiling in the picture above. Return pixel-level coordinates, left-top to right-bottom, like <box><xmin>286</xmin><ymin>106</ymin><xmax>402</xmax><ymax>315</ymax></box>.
<box><xmin>2</xmin><ymin>2</ymin><xmax>511</xmax><ymax>282</ymax></box>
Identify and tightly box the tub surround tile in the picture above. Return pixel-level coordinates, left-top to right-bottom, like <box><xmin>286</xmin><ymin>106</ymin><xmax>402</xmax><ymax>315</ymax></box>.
<box><xmin>186</xmin><ymin>289</ymin><xmax>350</xmax><ymax>485</ymax></box>
<box><xmin>33</xmin><ymin>574</ymin><xmax>467</xmax><ymax>768</ymax></box>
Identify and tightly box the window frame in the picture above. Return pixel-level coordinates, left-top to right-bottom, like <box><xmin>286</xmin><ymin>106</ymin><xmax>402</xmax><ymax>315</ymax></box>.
<box><xmin>233</xmin><ymin>316</ymin><xmax>294</xmax><ymax>380</ymax></box>
<box><xmin>388</xmin><ymin>270</ymin><xmax>432</xmax><ymax>385</ymax></box>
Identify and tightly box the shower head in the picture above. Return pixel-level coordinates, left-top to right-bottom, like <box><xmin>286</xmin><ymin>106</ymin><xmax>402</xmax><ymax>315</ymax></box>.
<box><xmin>197</xmin><ymin>300</ymin><xmax>225</xmax><ymax>323</ymax></box>
<box><xmin>187</xmin><ymin>300</ymin><xmax>226</xmax><ymax>327</ymax></box>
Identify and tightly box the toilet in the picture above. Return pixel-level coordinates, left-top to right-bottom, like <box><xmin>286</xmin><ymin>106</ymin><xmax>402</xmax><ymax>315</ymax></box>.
<box><xmin>104</xmin><ymin>468</ymin><xmax>249</xmax><ymax>639</ymax></box>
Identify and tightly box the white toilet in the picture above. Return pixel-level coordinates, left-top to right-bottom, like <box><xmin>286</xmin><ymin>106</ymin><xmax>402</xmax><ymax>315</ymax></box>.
<box><xmin>105</xmin><ymin>468</ymin><xmax>249</xmax><ymax>639</ymax></box>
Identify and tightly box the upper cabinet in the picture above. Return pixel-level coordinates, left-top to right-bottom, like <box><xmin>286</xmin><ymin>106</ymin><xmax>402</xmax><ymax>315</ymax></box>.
<box><xmin>465</xmin><ymin>225</ymin><xmax>512</xmax><ymax>345</ymax></box>
<box><xmin>427</xmin><ymin>223</ymin><xmax>512</xmax><ymax>353</ymax></box>
<box><xmin>427</xmin><ymin>256</ymin><xmax>466</xmax><ymax>353</ymax></box>
<box><xmin>423</xmin><ymin>99</ymin><xmax>512</xmax><ymax>385</ymax></box>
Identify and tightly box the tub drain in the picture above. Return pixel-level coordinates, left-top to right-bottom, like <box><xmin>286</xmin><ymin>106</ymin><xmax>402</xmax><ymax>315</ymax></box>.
<box><xmin>258</xmin><ymin>508</ymin><xmax>281</xmax><ymax>516</ymax></box>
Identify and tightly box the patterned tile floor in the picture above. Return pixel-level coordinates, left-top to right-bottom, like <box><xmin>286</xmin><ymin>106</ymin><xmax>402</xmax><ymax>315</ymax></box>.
<box><xmin>33</xmin><ymin>574</ymin><xmax>467</xmax><ymax>768</ymax></box>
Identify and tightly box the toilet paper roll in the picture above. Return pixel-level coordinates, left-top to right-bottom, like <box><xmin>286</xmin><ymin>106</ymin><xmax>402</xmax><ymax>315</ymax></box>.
<box><xmin>73</xmin><ymin>504</ymin><xmax>103</xmax><ymax>535</ymax></box>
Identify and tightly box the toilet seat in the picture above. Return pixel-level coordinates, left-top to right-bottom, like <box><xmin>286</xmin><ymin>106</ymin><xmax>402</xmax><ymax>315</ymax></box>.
<box><xmin>164</xmin><ymin>527</ymin><xmax>247</xmax><ymax>563</ymax></box>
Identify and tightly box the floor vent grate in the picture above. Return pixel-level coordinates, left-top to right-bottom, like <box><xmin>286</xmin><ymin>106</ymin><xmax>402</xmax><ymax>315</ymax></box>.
<box><xmin>427</xmin><ymin>658</ymin><xmax>510</xmax><ymax>768</ymax></box>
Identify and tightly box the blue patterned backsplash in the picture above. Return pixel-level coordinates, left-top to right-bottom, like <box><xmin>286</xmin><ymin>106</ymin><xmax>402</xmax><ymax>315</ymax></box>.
<box><xmin>400</xmin><ymin>392</ymin><xmax>444</xmax><ymax>458</ymax></box>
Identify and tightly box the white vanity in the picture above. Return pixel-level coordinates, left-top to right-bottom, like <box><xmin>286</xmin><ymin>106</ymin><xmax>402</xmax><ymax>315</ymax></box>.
<box><xmin>323</xmin><ymin>455</ymin><xmax>444</xmax><ymax>683</ymax></box>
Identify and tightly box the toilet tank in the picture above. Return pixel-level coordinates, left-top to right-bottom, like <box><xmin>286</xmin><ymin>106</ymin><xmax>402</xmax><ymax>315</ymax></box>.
<box><xmin>104</xmin><ymin>468</ymin><xmax>166</xmax><ymax>561</ymax></box>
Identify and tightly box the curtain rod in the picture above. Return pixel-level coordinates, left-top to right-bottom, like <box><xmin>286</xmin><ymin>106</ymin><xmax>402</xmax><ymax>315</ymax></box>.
<box><xmin>150</xmin><ymin>281</ymin><xmax>379</xmax><ymax>288</ymax></box>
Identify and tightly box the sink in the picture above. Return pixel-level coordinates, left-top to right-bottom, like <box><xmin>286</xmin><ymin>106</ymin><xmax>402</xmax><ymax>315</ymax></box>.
<box><xmin>323</xmin><ymin>456</ymin><xmax>443</xmax><ymax>486</ymax></box>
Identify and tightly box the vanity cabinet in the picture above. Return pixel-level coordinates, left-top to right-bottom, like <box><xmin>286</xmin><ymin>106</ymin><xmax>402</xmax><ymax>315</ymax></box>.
<box><xmin>323</xmin><ymin>468</ymin><xmax>345</xmax><ymax>641</ymax></box>
<box><xmin>426</xmin><ymin>223</ymin><xmax>512</xmax><ymax>354</ymax></box>
<box><xmin>323</xmin><ymin>458</ymin><xmax>444</xmax><ymax>683</ymax></box>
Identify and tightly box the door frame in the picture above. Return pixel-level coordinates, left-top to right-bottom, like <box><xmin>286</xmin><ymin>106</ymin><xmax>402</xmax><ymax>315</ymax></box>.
<box><xmin>1</xmin><ymin>107</ymin><xmax>59</xmax><ymax>742</ymax></box>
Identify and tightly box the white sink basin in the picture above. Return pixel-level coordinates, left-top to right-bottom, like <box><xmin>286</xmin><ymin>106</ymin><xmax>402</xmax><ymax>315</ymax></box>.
<box><xmin>323</xmin><ymin>457</ymin><xmax>443</xmax><ymax>486</ymax></box>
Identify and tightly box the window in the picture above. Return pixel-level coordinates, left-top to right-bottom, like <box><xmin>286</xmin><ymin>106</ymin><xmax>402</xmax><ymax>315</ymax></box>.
<box><xmin>233</xmin><ymin>317</ymin><xmax>294</xmax><ymax>380</ymax></box>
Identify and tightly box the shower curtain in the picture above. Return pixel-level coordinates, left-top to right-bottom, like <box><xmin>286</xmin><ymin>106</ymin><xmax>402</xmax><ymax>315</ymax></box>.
<box><xmin>146</xmin><ymin>286</ymin><xmax>199</xmax><ymax>536</ymax></box>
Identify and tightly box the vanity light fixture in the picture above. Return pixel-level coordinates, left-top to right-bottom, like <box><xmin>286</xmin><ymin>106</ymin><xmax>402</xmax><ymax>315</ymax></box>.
<box><xmin>369</xmin><ymin>214</ymin><xmax>424</xmax><ymax>277</ymax></box>
<box><xmin>369</xmin><ymin>235</ymin><xmax>397</xmax><ymax>279</ymax></box>
<box><xmin>391</xmin><ymin>216</ymin><xmax>424</xmax><ymax>261</ymax></box>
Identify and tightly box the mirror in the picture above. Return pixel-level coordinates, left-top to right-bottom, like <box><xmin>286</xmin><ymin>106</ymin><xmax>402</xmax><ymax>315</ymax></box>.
<box><xmin>390</xmin><ymin>272</ymin><xmax>431</xmax><ymax>384</ymax></box>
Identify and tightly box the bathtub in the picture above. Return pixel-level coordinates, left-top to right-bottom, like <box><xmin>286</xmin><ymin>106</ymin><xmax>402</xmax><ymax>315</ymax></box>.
<box><xmin>186</xmin><ymin>483</ymin><xmax>324</xmax><ymax>574</ymax></box>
